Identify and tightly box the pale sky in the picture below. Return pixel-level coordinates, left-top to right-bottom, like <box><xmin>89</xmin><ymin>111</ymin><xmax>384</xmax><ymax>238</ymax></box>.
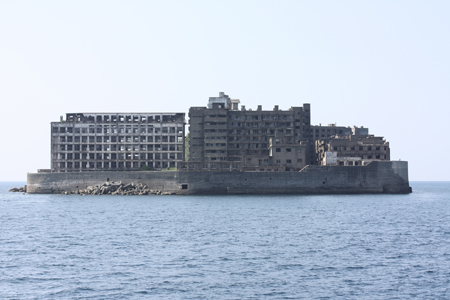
<box><xmin>1</xmin><ymin>1</ymin><xmax>449</xmax><ymax>181</ymax></box>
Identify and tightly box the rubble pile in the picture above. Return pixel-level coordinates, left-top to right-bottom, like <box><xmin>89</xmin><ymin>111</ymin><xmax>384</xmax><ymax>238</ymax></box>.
<box><xmin>9</xmin><ymin>186</ymin><xmax>26</xmax><ymax>193</ymax></box>
<box><xmin>66</xmin><ymin>181</ymin><xmax>178</xmax><ymax>195</ymax></box>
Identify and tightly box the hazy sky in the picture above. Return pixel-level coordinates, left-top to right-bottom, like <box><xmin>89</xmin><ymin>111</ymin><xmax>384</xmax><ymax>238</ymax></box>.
<box><xmin>1</xmin><ymin>1</ymin><xmax>449</xmax><ymax>181</ymax></box>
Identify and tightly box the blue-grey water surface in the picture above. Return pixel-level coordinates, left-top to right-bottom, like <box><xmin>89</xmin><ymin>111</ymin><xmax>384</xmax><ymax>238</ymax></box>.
<box><xmin>1</xmin><ymin>181</ymin><xmax>450</xmax><ymax>299</ymax></box>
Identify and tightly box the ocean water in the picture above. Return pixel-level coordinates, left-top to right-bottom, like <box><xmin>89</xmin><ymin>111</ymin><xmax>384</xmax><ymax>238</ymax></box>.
<box><xmin>1</xmin><ymin>182</ymin><xmax>450</xmax><ymax>299</ymax></box>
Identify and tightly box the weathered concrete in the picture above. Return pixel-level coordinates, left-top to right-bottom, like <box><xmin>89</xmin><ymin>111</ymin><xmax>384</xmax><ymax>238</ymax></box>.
<box><xmin>189</xmin><ymin>93</ymin><xmax>311</xmax><ymax>164</ymax></box>
<box><xmin>51</xmin><ymin>112</ymin><xmax>186</xmax><ymax>172</ymax></box>
<box><xmin>27</xmin><ymin>161</ymin><xmax>411</xmax><ymax>195</ymax></box>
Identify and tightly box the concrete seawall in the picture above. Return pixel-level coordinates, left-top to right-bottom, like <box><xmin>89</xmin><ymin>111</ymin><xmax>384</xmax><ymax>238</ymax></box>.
<box><xmin>27</xmin><ymin>161</ymin><xmax>411</xmax><ymax>195</ymax></box>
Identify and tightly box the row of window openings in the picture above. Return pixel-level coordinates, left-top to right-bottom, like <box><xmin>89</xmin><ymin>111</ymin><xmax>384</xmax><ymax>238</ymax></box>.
<box><xmin>228</xmin><ymin>144</ymin><xmax>270</xmax><ymax>149</ymax></box>
<box><xmin>229</xmin><ymin>129</ymin><xmax>296</xmax><ymax>135</ymax></box>
<box><xmin>55</xmin><ymin>161</ymin><xmax>176</xmax><ymax>169</ymax></box>
<box><xmin>244</xmin><ymin>158</ymin><xmax>302</xmax><ymax>164</ymax></box>
<box><xmin>202</xmin><ymin>115</ymin><xmax>305</xmax><ymax>122</ymax></box>
<box><xmin>205</xmin><ymin>150</ymin><xmax>227</xmax><ymax>154</ymax></box>
<box><xmin>57</xmin><ymin>136</ymin><xmax>183</xmax><ymax>143</ymax></box>
<box><xmin>204</xmin><ymin>136</ymin><xmax>227</xmax><ymax>140</ymax></box>
<box><xmin>314</xmin><ymin>129</ymin><xmax>344</xmax><ymax>134</ymax></box>
<box><xmin>273</xmin><ymin>159</ymin><xmax>303</xmax><ymax>164</ymax></box>
<box><xmin>229</xmin><ymin>137</ymin><xmax>270</xmax><ymax>142</ymax></box>
<box><xmin>275</xmin><ymin>148</ymin><xmax>302</xmax><ymax>153</ymax></box>
<box><xmin>196</xmin><ymin>149</ymin><xmax>267</xmax><ymax>155</ymax></box>
<box><xmin>338</xmin><ymin>161</ymin><xmax>360</xmax><ymax>166</ymax></box>
<box><xmin>206</xmin><ymin>154</ymin><xmax>270</xmax><ymax>161</ymax></box>
<box><xmin>333</xmin><ymin>146</ymin><xmax>387</xmax><ymax>151</ymax></box>
<box><xmin>225</xmin><ymin>115</ymin><xmax>297</xmax><ymax>121</ymax></box>
<box><xmin>67</xmin><ymin>115</ymin><xmax>181</xmax><ymax>123</ymax></box>
<box><xmin>226</xmin><ymin>150</ymin><xmax>270</xmax><ymax>156</ymax></box>
<box><xmin>200</xmin><ymin>136</ymin><xmax>296</xmax><ymax>143</ymax></box>
<box><xmin>206</xmin><ymin>152</ymin><xmax>273</xmax><ymax>158</ymax></box>
<box><xmin>53</xmin><ymin>126</ymin><xmax>183</xmax><ymax>134</ymax></box>
<box><xmin>192</xmin><ymin>144</ymin><xmax>271</xmax><ymax>151</ymax></box>
<box><xmin>56</xmin><ymin>153</ymin><xmax>180</xmax><ymax>160</ymax></box>
<box><xmin>58</xmin><ymin>144</ymin><xmax>181</xmax><ymax>151</ymax></box>
<box><xmin>203</xmin><ymin>129</ymin><xmax>294</xmax><ymax>134</ymax></box>
<box><xmin>227</xmin><ymin>122</ymin><xmax>295</xmax><ymax>128</ymax></box>
<box><xmin>190</xmin><ymin>129</ymin><xmax>306</xmax><ymax>136</ymax></box>
<box><xmin>208</xmin><ymin>157</ymin><xmax>228</xmax><ymax>161</ymax></box>
<box><xmin>201</xmin><ymin>121</ymin><xmax>300</xmax><ymax>127</ymax></box>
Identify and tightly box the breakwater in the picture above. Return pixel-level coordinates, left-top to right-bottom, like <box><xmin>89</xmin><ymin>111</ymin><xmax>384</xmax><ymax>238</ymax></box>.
<box><xmin>65</xmin><ymin>182</ymin><xmax>176</xmax><ymax>195</ymax></box>
<box><xmin>27</xmin><ymin>161</ymin><xmax>411</xmax><ymax>195</ymax></box>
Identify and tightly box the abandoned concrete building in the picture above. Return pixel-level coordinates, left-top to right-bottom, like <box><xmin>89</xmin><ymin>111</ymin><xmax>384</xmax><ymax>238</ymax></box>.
<box><xmin>51</xmin><ymin>112</ymin><xmax>185</xmax><ymax>172</ymax></box>
<box><xmin>234</xmin><ymin>133</ymin><xmax>308</xmax><ymax>172</ymax></box>
<box><xmin>188</xmin><ymin>92</ymin><xmax>312</xmax><ymax>169</ymax></box>
<box><xmin>268</xmin><ymin>134</ymin><xmax>307</xmax><ymax>171</ymax></box>
<box><xmin>310</xmin><ymin>125</ymin><xmax>369</xmax><ymax>163</ymax></box>
<box><xmin>316</xmin><ymin>133</ymin><xmax>390</xmax><ymax>166</ymax></box>
<box><xmin>310</xmin><ymin>124</ymin><xmax>365</xmax><ymax>139</ymax></box>
<box><xmin>49</xmin><ymin>92</ymin><xmax>391</xmax><ymax>173</ymax></box>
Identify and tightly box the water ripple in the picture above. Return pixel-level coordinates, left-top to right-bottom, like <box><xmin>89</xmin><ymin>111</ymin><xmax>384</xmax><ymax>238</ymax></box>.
<box><xmin>1</xmin><ymin>181</ymin><xmax>450</xmax><ymax>299</ymax></box>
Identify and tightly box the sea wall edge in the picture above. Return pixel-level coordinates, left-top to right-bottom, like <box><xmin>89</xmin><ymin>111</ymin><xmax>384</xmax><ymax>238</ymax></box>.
<box><xmin>27</xmin><ymin>161</ymin><xmax>411</xmax><ymax>195</ymax></box>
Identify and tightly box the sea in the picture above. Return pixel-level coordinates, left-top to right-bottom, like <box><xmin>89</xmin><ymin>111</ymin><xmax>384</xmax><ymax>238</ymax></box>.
<box><xmin>1</xmin><ymin>181</ymin><xmax>449</xmax><ymax>299</ymax></box>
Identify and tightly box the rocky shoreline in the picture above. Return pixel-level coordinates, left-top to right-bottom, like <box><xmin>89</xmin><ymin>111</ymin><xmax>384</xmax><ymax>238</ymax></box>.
<box><xmin>63</xmin><ymin>181</ymin><xmax>179</xmax><ymax>195</ymax></box>
<box><xmin>9</xmin><ymin>186</ymin><xmax>27</xmax><ymax>193</ymax></box>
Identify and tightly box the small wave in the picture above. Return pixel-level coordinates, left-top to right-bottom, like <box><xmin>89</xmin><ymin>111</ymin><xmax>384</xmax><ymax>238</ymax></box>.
<box><xmin>136</xmin><ymin>290</ymin><xmax>149</xmax><ymax>294</ymax></box>
<box><xmin>346</xmin><ymin>266</ymin><xmax>365</xmax><ymax>270</ymax></box>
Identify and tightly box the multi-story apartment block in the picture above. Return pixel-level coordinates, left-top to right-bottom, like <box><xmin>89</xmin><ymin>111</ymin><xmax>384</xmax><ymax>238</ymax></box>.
<box><xmin>51</xmin><ymin>112</ymin><xmax>185</xmax><ymax>172</ymax></box>
<box><xmin>316</xmin><ymin>134</ymin><xmax>390</xmax><ymax>166</ymax></box>
<box><xmin>189</xmin><ymin>92</ymin><xmax>311</xmax><ymax>164</ymax></box>
<box><xmin>310</xmin><ymin>125</ymin><xmax>369</xmax><ymax>163</ymax></box>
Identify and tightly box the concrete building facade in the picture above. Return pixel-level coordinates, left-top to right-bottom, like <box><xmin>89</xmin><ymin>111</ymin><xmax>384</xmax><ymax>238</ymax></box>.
<box><xmin>311</xmin><ymin>124</ymin><xmax>351</xmax><ymax>140</ymax></box>
<box><xmin>310</xmin><ymin>125</ymin><xmax>369</xmax><ymax>163</ymax></box>
<box><xmin>316</xmin><ymin>134</ymin><xmax>390</xmax><ymax>166</ymax></box>
<box><xmin>268</xmin><ymin>134</ymin><xmax>307</xmax><ymax>171</ymax></box>
<box><xmin>189</xmin><ymin>92</ymin><xmax>311</xmax><ymax>166</ymax></box>
<box><xmin>51</xmin><ymin>112</ymin><xmax>185</xmax><ymax>172</ymax></box>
